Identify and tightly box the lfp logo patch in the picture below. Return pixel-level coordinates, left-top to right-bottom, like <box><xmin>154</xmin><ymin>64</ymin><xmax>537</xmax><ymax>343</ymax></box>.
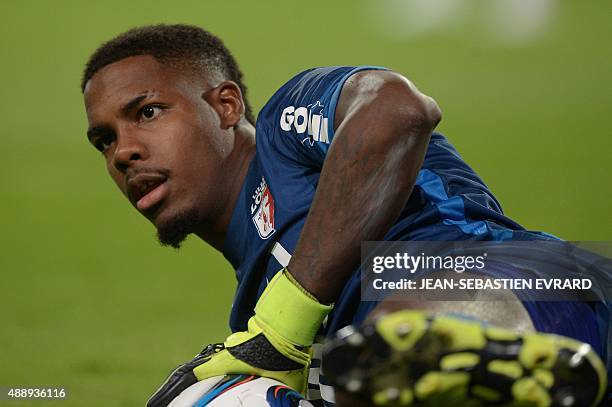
<box><xmin>251</xmin><ymin>177</ymin><xmax>276</xmax><ymax>239</ymax></box>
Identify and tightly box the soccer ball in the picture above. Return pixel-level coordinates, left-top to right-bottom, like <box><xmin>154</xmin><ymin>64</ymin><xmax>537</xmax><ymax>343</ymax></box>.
<box><xmin>167</xmin><ymin>375</ymin><xmax>314</xmax><ymax>406</ymax></box>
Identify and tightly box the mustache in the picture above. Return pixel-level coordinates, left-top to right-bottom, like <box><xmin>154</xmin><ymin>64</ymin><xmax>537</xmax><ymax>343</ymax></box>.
<box><xmin>125</xmin><ymin>167</ymin><xmax>171</xmax><ymax>184</ymax></box>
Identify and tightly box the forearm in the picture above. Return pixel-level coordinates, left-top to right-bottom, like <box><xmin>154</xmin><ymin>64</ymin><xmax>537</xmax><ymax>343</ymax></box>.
<box><xmin>288</xmin><ymin>73</ymin><xmax>440</xmax><ymax>303</ymax></box>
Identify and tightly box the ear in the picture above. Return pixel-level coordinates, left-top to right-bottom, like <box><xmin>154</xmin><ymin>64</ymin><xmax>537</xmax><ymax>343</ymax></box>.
<box><xmin>203</xmin><ymin>81</ymin><xmax>245</xmax><ymax>129</ymax></box>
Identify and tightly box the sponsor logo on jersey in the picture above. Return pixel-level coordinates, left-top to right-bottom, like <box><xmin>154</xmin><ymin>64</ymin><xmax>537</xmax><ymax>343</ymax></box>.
<box><xmin>280</xmin><ymin>100</ymin><xmax>330</xmax><ymax>146</ymax></box>
<box><xmin>251</xmin><ymin>177</ymin><xmax>276</xmax><ymax>239</ymax></box>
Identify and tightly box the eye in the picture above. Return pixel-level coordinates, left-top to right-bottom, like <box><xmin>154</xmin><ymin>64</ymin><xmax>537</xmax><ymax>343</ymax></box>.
<box><xmin>139</xmin><ymin>105</ymin><xmax>163</xmax><ymax>121</ymax></box>
<box><xmin>95</xmin><ymin>133</ymin><xmax>115</xmax><ymax>153</ymax></box>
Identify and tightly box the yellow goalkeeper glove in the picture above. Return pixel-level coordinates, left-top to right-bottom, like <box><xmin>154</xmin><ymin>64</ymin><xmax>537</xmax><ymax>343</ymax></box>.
<box><xmin>147</xmin><ymin>269</ymin><xmax>332</xmax><ymax>407</ymax></box>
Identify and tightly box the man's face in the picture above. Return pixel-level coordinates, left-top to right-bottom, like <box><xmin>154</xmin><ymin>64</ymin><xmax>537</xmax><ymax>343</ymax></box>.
<box><xmin>84</xmin><ymin>55</ymin><xmax>232</xmax><ymax>247</ymax></box>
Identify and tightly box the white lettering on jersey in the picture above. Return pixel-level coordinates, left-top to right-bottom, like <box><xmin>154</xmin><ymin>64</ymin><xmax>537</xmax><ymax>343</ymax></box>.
<box><xmin>279</xmin><ymin>106</ymin><xmax>295</xmax><ymax>131</ymax></box>
<box><xmin>279</xmin><ymin>101</ymin><xmax>330</xmax><ymax>146</ymax></box>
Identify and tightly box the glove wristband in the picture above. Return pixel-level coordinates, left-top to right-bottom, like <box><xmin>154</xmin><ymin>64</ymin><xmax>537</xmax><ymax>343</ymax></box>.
<box><xmin>254</xmin><ymin>268</ymin><xmax>333</xmax><ymax>347</ymax></box>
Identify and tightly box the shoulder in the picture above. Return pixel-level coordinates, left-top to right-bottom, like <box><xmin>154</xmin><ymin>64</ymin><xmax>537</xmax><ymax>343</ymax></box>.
<box><xmin>257</xmin><ymin>66</ymin><xmax>391</xmax><ymax>131</ymax></box>
<box><xmin>334</xmin><ymin>69</ymin><xmax>442</xmax><ymax>131</ymax></box>
<box><xmin>261</xmin><ymin>66</ymin><xmax>386</xmax><ymax>109</ymax></box>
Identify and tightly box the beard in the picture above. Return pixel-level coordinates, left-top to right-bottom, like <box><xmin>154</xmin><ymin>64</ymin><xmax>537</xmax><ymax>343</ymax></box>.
<box><xmin>156</xmin><ymin>208</ymin><xmax>200</xmax><ymax>249</ymax></box>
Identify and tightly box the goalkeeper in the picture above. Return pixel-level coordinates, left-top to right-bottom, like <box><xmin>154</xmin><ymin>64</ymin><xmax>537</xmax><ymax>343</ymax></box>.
<box><xmin>81</xmin><ymin>25</ymin><xmax>609</xmax><ymax>406</ymax></box>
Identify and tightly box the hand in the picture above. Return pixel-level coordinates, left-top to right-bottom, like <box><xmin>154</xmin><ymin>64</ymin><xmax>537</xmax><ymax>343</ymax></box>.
<box><xmin>146</xmin><ymin>270</ymin><xmax>332</xmax><ymax>407</ymax></box>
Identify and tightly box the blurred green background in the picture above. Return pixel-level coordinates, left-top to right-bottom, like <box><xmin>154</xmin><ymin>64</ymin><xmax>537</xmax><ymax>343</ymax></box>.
<box><xmin>1</xmin><ymin>1</ymin><xmax>610</xmax><ymax>405</ymax></box>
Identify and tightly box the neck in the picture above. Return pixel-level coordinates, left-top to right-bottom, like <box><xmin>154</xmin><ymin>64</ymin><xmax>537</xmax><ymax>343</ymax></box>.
<box><xmin>195</xmin><ymin>121</ymin><xmax>256</xmax><ymax>251</ymax></box>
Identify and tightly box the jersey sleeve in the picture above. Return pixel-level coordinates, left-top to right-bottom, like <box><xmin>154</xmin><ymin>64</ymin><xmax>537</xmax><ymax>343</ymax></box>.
<box><xmin>256</xmin><ymin>66</ymin><xmax>388</xmax><ymax>167</ymax></box>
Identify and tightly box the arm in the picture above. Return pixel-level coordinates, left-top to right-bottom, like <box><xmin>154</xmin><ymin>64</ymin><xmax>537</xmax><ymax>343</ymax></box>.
<box><xmin>288</xmin><ymin>70</ymin><xmax>441</xmax><ymax>303</ymax></box>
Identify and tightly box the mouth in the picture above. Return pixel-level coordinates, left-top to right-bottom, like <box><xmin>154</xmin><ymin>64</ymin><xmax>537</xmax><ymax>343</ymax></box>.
<box><xmin>127</xmin><ymin>172</ymin><xmax>169</xmax><ymax>212</ymax></box>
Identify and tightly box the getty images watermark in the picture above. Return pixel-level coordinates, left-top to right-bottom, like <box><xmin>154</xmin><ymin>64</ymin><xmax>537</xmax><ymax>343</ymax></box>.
<box><xmin>361</xmin><ymin>241</ymin><xmax>612</xmax><ymax>301</ymax></box>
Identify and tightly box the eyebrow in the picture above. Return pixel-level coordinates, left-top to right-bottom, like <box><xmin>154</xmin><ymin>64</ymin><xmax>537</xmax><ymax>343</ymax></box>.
<box><xmin>120</xmin><ymin>93</ymin><xmax>150</xmax><ymax>115</ymax></box>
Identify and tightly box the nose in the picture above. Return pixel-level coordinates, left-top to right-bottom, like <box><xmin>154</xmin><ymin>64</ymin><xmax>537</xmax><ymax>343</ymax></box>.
<box><xmin>112</xmin><ymin>129</ymin><xmax>148</xmax><ymax>173</ymax></box>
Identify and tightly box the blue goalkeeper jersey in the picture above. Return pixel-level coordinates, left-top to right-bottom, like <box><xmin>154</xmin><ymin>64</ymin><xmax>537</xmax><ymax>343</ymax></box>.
<box><xmin>221</xmin><ymin>66</ymin><xmax>610</xmax><ymax>402</ymax></box>
<box><xmin>224</xmin><ymin>66</ymin><xmax>533</xmax><ymax>330</ymax></box>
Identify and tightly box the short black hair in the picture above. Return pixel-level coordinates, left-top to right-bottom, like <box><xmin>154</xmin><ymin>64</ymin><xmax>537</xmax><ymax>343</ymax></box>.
<box><xmin>81</xmin><ymin>24</ymin><xmax>254</xmax><ymax>124</ymax></box>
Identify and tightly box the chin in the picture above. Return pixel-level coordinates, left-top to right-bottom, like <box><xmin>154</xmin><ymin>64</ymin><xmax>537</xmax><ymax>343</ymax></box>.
<box><xmin>155</xmin><ymin>207</ymin><xmax>200</xmax><ymax>249</ymax></box>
